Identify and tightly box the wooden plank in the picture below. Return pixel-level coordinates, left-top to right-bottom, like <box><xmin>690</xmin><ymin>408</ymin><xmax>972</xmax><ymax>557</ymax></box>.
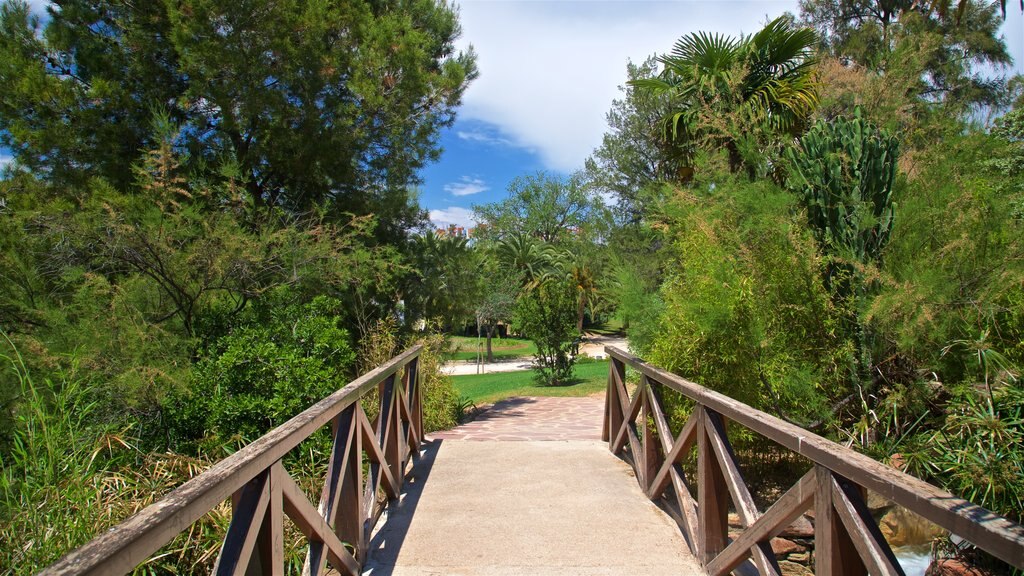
<box><xmin>706</xmin><ymin>469</ymin><xmax>815</xmax><ymax>576</ymax></box>
<box><xmin>213</xmin><ymin>472</ymin><xmax>270</xmax><ymax>576</ymax></box>
<box><xmin>258</xmin><ymin>464</ymin><xmax>285</xmax><ymax>576</ymax></box>
<box><xmin>605</xmin><ymin>346</ymin><xmax>1024</xmax><ymax>569</ymax></box>
<box><xmin>697</xmin><ymin>406</ymin><xmax>729</xmax><ymax>565</ymax></box>
<box><xmin>703</xmin><ymin>410</ymin><xmax>780</xmax><ymax>576</ymax></box>
<box><xmin>278</xmin><ymin>463</ymin><xmax>360</xmax><ymax>576</ymax></box>
<box><xmin>338</xmin><ymin>406</ymin><xmax>365</xmax><ymax>561</ymax></box>
<box><xmin>831</xmin><ymin>475</ymin><xmax>905</xmax><ymax>576</ymax></box>
<box><xmin>815</xmin><ymin>466</ymin><xmax>866</xmax><ymax>576</ymax></box>
<box><xmin>641</xmin><ymin>378</ymin><xmax>661</xmax><ymax>492</ymax></box>
<box><xmin>41</xmin><ymin>346</ymin><xmax>422</xmax><ymax>576</ymax></box>
<box><xmin>609</xmin><ymin>362</ymin><xmax>642</xmax><ymax>455</ymax></box>
<box><xmin>647</xmin><ymin>394</ymin><xmax>697</xmax><ymax>497</ymax></box>
<box><xmin>611</xmin><ymin>370</ymin><xmax>644</xmax><ymax>459</ymax></box>
<box><xmin>358</xmin><ymin>408</ymin><xmax>399</xmax><ymax>499</ymax></box>
<box><xmin>604</xmin><ymin>358</ymin><xmax>626</xmax><ymax>443</ymax></box>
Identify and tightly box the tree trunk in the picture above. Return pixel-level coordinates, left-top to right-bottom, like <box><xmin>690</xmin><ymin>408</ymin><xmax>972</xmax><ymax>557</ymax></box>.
<box><xmin>485</xmin><ymin>324</ymin><xmax>495</xmax><ymax>363</ymax></box>
<box><xmin>576</xmin><ymin>295</ymin><xmax>585</xmax><ymax>333</ymax></box>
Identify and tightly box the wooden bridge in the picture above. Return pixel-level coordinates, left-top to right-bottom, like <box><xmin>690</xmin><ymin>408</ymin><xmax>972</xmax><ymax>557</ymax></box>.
<box><xmin>41</xmin><ymin>346</ymin><xmax>1024</xmax><ymax>575</ymax></box>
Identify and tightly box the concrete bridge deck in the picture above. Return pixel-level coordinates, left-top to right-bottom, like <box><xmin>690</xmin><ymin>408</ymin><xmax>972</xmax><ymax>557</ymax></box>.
<box><xmin>363</xmin><ymin>396</ymin><xmax>702</xmax><ymax>575</ymax></box>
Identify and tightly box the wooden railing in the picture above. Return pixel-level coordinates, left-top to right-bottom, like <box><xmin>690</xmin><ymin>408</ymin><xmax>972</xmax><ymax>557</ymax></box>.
<box><xmin>603</xmin><ymin>346</ymin><xmax>1024</xmax><ymax>575</ymax></box>
<box><xmin>41</xmin><ymin>345</ymin><xmax>424</xmax><ymax>576</ymax></box>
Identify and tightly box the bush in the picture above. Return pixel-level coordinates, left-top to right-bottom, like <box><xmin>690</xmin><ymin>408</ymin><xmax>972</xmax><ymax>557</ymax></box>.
<box><xmin>164</xmin><ymin>294</ymin><xmax>356</xmax><ymax>451</ymax></box>
<box><xmin>648</xmin><ymin>177</ymin><xmax>855</xmax><ymax>427</ymax></box>
<box><xmin>515</xmin><ymin>279</ymin><xmax>580</xmax><ymax>386</ymax></box>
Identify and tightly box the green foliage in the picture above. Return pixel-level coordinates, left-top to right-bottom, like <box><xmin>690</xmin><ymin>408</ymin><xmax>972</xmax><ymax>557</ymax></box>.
<box><xmin>165</xmin><ymin>293</ymin><xmax>356</xmax><ymax>450</ymax></box>
<box><xmin>473</xmin><ymin>171</ymin><xmax>609</xmax><ymax>244</ymax></box>
<box><xmin>0</xmin><ymin>0</ymin><xmax>477</xmax><ymax>236</ymax></box>
<box><xmin>786</xmin><ymin>109</ymin><xmax>899</xmax><ymax>280</ymax></box>
<box><xmin>585</xmin><ymin>57</ymin><xmax>677</xmax><ymax>221</ymax></box>
<box><xmin>514</xmin><ymin>278</ymin><xmax>580</xmax><ymax>386</ymax></box>
<box><xmin>405</xmin><ymin>231</ymin><xmax>481</xmax><ymax>331</ymax></box>
<box><xmin>648</xmin><ymin>177</ymin><xmax>854</xmax><ymax>424</ymax></box>
<box><xmin>632</xmin><ymin>17</ymin><xmax>819</xmax><ymax>179</ymax></box>
<box><xmin>800</xmin><ymin>0</ymin><xmax>1013</xmax><ymax>110</ymax></box>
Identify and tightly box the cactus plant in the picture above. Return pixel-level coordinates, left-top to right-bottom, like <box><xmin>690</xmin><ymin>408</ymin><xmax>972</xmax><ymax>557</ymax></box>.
<box><xmin>786</xmin><ymin>109</ymin><xmax>899</xmax><ymax>271</ymax></box>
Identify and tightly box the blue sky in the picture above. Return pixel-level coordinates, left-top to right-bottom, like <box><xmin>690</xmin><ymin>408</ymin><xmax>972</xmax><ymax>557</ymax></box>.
<box><xmin>422</xmin><ymin>0</ymin><xmax>1024</xmax><ymax>230</ymax></box>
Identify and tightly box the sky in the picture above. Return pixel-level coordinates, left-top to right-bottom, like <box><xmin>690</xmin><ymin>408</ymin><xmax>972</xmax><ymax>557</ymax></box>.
<box><xmin>422</xmin><ymin>0</ymin><xmax>1024</xmax><ymax>230</ymax></box>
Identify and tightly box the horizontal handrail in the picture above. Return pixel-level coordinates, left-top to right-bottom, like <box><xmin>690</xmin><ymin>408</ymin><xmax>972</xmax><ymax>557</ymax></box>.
<box><xmin>41</xmin><ymin>344</ymin><xmax>423</xmax><ymax>576</ymax></box>
<box><xmin>605</xmin><ymin>345</ymin><xmax>1024</xmax><ymax>570</ymax></box>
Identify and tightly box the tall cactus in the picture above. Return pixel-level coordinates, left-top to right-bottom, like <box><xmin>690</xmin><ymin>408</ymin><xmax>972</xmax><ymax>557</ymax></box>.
<box><xmin>786</xmin><ymin>109</ymin><xmax>899</xmax><ymax>271</ymax></box>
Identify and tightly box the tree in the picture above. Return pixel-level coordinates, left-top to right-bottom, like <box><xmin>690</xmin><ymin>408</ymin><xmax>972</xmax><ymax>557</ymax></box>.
<box><xmin>473</xmin><ymin>171</ymin><xmax>608</xmax><ymax>244</ymax></box>
<box><xmin>0</xmin><ymin>0</ymin><xmax>477</xmax><ymax>236</ymax></box>
<box><xmin>632</xmin><ymin>17</ymin><xmax>819</xmax><ymax>179</ymax></box>
<box><xmin>405</xmin><ymin>231</ymin><xmax>481</xmax><ymax>331</ymax></box>
<box><xmin>585</xmin><ymin>57</ymin><xmax>677</xmax><ymax>222</ymax></box>
<box><xmin>798</xmin><ymin>0</ymin><xmax>1012</xmax><ymax>109</ymax></box>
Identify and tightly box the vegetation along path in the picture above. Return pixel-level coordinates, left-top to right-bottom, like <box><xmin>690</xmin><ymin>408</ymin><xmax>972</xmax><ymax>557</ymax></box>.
<box><xmin>363</xmin><ymin>395</ymin><xmax>701</xmax><ymax>575</ymax></box>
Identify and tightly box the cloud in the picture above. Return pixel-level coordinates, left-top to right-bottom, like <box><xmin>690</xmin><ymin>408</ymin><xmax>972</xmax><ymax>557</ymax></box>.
<box><xmin>443</xmin><ymin>176</ymin><xmax>489</xmax><ymax>197</ymax></box>
<box><xmin>454</xmin><ymin>1</ymin><xmax>799</xmax><ymax>172</ymax></box>
<box><xmin>429</xmin><ymin>206</ymin><xmax>477</xmax><ymax>230</ymax></box>
<box><xmin>0</xmin><ymin>154</ymin><xmax>13</xmax><ymax>171</ymax></box>
<box><xmin>457</xmin><ymin>128</ymin><xmax>513</xmax><ymax>147</ymax></box>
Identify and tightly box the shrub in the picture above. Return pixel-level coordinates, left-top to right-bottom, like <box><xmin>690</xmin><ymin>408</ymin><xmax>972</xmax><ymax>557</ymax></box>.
<box><xmin>515</xmin><ymin>279</ymin><xmax>579</xmax><ymax>386</ymax></box>
<box><xmin>164</xmin><ymin>294</ymin><xmax>356</xmax><ymax>451</ymax></box>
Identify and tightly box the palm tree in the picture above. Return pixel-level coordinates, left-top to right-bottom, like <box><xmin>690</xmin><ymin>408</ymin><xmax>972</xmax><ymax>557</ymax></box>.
<box><xmin>493</xmin><ymin>234</ymin><xmax>556</xmax><ymax>291</ymax></box>
<box><xmin>632</xmin><ymin>17</ymin><xmax>819</xmax><ymax>178</ymax></box>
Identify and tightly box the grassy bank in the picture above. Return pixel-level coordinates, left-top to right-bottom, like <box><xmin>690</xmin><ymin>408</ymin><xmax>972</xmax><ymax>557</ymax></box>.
<box><xmin>451</xmin><ymin>360</ymin><xmax>609</xmax><ymax>404</ymax></box>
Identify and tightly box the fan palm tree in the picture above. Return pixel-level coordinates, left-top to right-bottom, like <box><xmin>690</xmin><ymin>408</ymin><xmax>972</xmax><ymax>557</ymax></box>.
<box><xmin>493</xmin><ymin>234</ymin><xmax>556</xmax><ymax>291</ymax></box>
<box><xmin>632</xmin><ymin>17</ymin><xmax>819</xmax><ymax>178</ymax></box>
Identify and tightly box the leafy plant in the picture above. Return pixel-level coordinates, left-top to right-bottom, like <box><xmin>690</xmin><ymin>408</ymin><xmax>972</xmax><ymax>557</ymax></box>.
<box><xmin>514</xmin><ymin>278</ymin><xmax>580</xmax><ymax>386</ymax></box>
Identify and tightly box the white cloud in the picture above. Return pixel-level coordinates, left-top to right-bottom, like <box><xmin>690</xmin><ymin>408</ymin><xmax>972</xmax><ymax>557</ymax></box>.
<box><xmin>0</xmin><ymin>154</ymin><xmax>13</xmax><ymax>171</ymax></box>
<box><xmin>444</xmin><ymin>175</ymin><xmax>489</xmax><ymax>196</ymax></box>
<box><xmin>457</xmin><ymin>129</ymin><xmax>513</xmax><ymax>146</ymax></box>
<box><xmin>454</xmin><ymin>0</ymin><xmax>799</xmax><ymax>172</ymax></box>
<box><xmin>429</xmin><ymin>206</ymin><xmax>477</xmax><ymax>230</ymax></box>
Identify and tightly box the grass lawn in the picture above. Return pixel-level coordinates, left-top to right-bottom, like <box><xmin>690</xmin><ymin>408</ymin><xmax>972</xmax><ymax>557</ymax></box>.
<box><xmin>445</xmin><ymin>335</ymin><xmax>537</xmax><ymax>362</ymax></box>
<box><xmin>451</xmin><ymin>360</ymin><xmax>609</xmax><ymax>404</ymax></box>
<box><xmin>585</xmin><ymin>317</ymin><xmax>625</xmax><ymax>337</ymax></box>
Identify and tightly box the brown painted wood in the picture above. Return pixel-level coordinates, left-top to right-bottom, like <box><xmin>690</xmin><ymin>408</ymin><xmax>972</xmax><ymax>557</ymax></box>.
<box><xmin>214</xmin><ymin>472</ymin><xmax>270</xmax><ymax>576</ymax></box>
<box><xmin>644</xmin><ymin>387</ymin><xmax>699</xmax><ymax>551</ymax></box>
<box><xmin>815</xmin><ymin>466</ymin><xmax>866</xmax><ymax>576</ymax></box>
<box><xmin>605</xmin><ymin>346</ymin><xmax>1024</xmax><ymax>569</ymax></box>
<box><xmin>609</xmin><ymin>363</ymin><xmax>642</xmax><ymax>456</ymax></box>
<box><xmin>41</xmin><ymin>346</ymin><xmax>422</xmax><ymax>576</ymax></box>
<box><xmin>830</xmin><ymin>475</ymin><xmax>904</xmax><ymax>576</ymax></box>
<box><xmin>703</xmin><ymin>410</ymin><xmax>781</xmax><ymax>576</ymax></box>
<box><xmin>278</xmin><ymin>463</ymin><xmax>360</xmax><ymax>576</ymax></box>
<box><xmin>641</xmin><ymin>379</ymin><xmax>661</xmax><ymax>493</ymax></box>
<box><xmin>258</xmin><ymin>463</ymin><xmax>285</xmax><ymax>576</ymax></box>
<box><xmin>358</xmin><ymin>400</ymin><xmax>399</xmax><ymax>500</ymax></box>
<box><xmin>706</xmin><ymin>470</ymin><xmax>816</xmax><ymax>576</ymax></box>
<box><xmin>698</xmin><ymin>406</ymin><xmax>729</xmax><ymax>565</ymax></box>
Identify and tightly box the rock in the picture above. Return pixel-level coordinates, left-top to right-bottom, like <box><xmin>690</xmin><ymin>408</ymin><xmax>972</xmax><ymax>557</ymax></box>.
<box><xmin>779</xmin><ymin>560</ymin><xmax>814</xmax><ymax>575</ymax></box>
<box><xmin>878</xmin><ymin>506</ymin><xmax>946</xmax><ymax>548</ymax></box>
<box><xmin>770</xmin><ymin>537</ymin><xmax>806</xmax><ymax>556</ymax></box>
<box><xmin>788</xmin><ymin>552</ymin><xmax>810</xmax><ymax>563</ymax></box>
<box><xmin>780</xmin><ymin>515</ymin><xmax>815</xmax><ymax>539</ymax></box>
<box><xmin>925</xmin><ymin>559</ymin><xmax>991</xmax><ymax>576</ymax></box>
<box><xmin>728</xmin><ymin>512</ymin><xmax>742</xmax><ymax>528</ymax></box>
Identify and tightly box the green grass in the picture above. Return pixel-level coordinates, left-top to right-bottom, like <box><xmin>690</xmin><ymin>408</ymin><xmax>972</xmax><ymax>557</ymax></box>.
<box><xmin>451</xmin><ymin>360</ymin><xmax>609</xmax><ymax>404</ymax></box>
<box><xmin>445</xmin><ymin>335</ymin><xmax>537</xmax><ymax>362</ymax></box>
<box><xmin>585</xmin><ymin>317</ymin><xmax>625</xmax><ymax>337</ymax></box>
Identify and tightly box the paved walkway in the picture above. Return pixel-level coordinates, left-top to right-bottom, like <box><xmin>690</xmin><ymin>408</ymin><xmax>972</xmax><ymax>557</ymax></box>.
<box><xmin>363</xmin><ymin>396</ymin><xmax>701</xmax><ymax>575</ymax></box>
<box><xmin>441</xmin><ymin>335</ymin><xmax>629</xmax><ymax>376</ymax></box>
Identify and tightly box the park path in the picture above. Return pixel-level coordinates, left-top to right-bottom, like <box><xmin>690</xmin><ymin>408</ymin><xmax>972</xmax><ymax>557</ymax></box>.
<box><xmin>362</xmin><ymin>395</ymin><xmax>701</xmax><ymax>575</ymax></box>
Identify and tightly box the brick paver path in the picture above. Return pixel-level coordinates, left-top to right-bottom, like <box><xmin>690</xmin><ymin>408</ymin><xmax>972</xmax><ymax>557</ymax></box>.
<box><xmin>429</xmin><ymin>395</ymin><xmax>604</xmax><ymax>441</ymax></box>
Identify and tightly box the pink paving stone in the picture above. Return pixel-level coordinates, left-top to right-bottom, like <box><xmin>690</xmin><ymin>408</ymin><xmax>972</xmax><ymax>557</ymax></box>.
<box><xmin>428</xmin><ymin>395</ymin><xmax>605</xmax><ymax>441</ymax></box>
